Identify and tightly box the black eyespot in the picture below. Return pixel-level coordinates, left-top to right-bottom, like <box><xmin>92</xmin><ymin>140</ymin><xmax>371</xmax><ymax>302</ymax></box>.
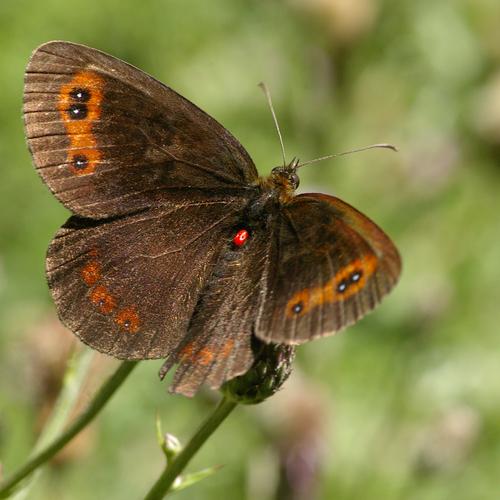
<box><xmin>67</xmin><ymin>103</ymin><xmax>88</xmax><ymax>120</ymax></box>
<box><xmin>350</xmin><ymin>271</ymin><xmax>363</xmax><ymax>283</ymax></box>
<box><xmin>292</xmin><ymin>302</ymin><xmax>303</xmax><ymax>314</ymax></box>
<box><xmin>69</xmin><ymin>87</ymin><xmax>91</xmax><ymax>102</ymax></box>
<box><xmin>337</xmin><ymin>281</ymin><xmax>348</xmax><ymax>293</ymax></box>
<box><xmin>124</xmin><ymin>320</ymin><xmax>131</xmax><ymax>328</ymax></box>
<box><xmin>72</xmin><ymin>154</ymin><xmax>88</xmax><ymax>170</ymax></box>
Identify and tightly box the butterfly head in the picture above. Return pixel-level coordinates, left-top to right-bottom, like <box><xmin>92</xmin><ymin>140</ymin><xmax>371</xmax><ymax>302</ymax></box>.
<box><xmin>270</xmin><ymin>157</ymin><xmax>300</xmax><ymax>193</ymax></box>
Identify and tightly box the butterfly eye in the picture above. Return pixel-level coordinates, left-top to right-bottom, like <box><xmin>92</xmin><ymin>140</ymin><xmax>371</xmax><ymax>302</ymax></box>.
<box><xmin>290</xmin><ymin>172</ymin><xmax>300</xmax><ymax>189</ymax></box>
<box><xmin>232</xmin><ymin>228</ymin><xmax>249</xmax><ymax>247</ymax></box>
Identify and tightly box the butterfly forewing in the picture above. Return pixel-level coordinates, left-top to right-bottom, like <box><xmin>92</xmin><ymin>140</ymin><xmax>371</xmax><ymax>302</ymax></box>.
<box><xmin>24</xmin><ymin>41</ymin><xmax>258</xmax><ymax>219</ymax></box>
<box><xmin>255</xmin><ymin>193</ymin><xmax>401</xmax><ymax>344</ymax></box>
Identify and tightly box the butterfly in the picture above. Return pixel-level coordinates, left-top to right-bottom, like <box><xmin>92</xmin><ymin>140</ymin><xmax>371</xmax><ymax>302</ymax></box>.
<box><xmin>23</xmin><ymin>41</ymin><xmax>401</xmax><ymax>397</ymax></box>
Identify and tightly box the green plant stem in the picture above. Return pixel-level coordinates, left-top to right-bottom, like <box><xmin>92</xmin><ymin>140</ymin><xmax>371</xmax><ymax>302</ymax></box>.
<box><xmin>33</xmin><ymin>349</ymin><xmax>95</xmax><ymax>454</ymax></box>
<box><xmin>11</xmin><ymin>348</ymin><xmax>94</xmax><ymax>500</ymax></box>
<box><xmin>0</xmin><ymin>360</ymin><xmax>138</xmax><ymax>498</ymax></box>
<box><xmin>144</xmin><ymin>397</ymin><xmax>238</xmax><ymax>500</ymax></box>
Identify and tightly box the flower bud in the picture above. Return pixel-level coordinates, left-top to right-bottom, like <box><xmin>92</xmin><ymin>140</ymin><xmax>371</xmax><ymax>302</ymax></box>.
<box><xmin>164</xmin><ymin>432</ymin><xmax>182</xmax><ymax>459</ymax></box>
<box><xmin>221</xmin><ymin>339</ymin><xmax>295</xmax><ymax>404</ymax></box>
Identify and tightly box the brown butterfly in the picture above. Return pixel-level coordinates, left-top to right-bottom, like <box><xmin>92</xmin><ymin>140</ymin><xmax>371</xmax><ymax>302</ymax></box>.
<box><xmin>23</xmin><ymin>41</ymin><xmax>401</xmax><ymax>397</ymax></box>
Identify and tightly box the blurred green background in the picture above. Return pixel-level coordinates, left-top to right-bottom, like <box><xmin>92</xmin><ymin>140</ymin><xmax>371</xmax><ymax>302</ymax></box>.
<box><xmin>1</xmin><ymin>0</ymin><xmax>500</xmax><ymax>498</ymax></box>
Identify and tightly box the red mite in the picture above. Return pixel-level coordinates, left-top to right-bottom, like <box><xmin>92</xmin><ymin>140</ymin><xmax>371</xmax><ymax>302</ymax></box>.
<box><xmin>232</xmin><ymin>229</ymin><xmax>249</xmax><ymax>247</ymax></box>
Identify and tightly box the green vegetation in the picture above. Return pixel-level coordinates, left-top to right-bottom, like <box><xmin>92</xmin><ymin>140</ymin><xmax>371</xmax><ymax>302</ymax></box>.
<box><xmin>1</xmin><ymin>0</ymin><xmax>499</xmax><ymax>498</ymax></box>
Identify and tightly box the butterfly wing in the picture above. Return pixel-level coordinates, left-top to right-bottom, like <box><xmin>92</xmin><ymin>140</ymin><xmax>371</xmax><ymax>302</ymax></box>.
<box><xmin>24</xmin><ymin>41</ymin><xmax>258</xmax><ymax>218</ymax></box>
<box><xmin>46</xmin><ymin>193</ymin><xmax>252</xmax><ymax>361</ymax></box>
<box><xmin>255</xmin><ymin>193</ymin><xmax>401</xmax><ymax>343</ymax></box>
<box><xmin>161</xmin><ymin>218</ymin><xmax>276</xmax><ymax>396</ymax></box>
<box><xmin>25</xmin><ymin>41</ymin><xmax>263</xmax><ymax>392</ymax></box>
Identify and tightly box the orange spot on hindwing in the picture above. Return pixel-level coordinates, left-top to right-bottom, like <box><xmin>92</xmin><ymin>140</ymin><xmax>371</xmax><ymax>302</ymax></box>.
<box><xmin>80</xmin><ymin>251</ymin><xmax>140</xmax><ymax>333</ymax></box>
<box><xmin>90</xmin><ymin>285</ymin><xmax>116</xmax><ymax>314</ymax></box>
<box><xmin>81</xmin><ymin>260</ymin><xmax>101</xmax><ymax>286</ymax></box>
<box><xmin>58</xmin><ymin>71</ymin><xmax>104</xmax><ymax>175</ymax></box>
<box><xmin>180</xmin><ymin>341</ymin><xmax>194</xmax><ymax>360</ymax></box>
<box><xmin>221</xmin><ymin>339</ymin><xmax>234</xmax><ymax>358</ymax></box>
<box><xmin>179</xmin><ymin>341</ymin><xmax>217</xmax><ymax>367</ymax></box>
<box><xmin>286</xmin><ymin>254</ymin><xmax>378</xmax><ymax>318</ymax></box>
<box><xmin>196</xmin><ymin>347</ymin><xmax>214</xmax><ymax>366</ymax></box>
<box><xmin>115</xmin><ymin>306</ymin><xmax>140</xmax><ymax>333</ymax></box>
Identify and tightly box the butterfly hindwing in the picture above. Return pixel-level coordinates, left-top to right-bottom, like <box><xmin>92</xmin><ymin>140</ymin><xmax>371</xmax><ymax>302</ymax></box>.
<box><xmin>24</xmin><ymin>41</ymin><xmax>258</xmax><ymax>219</ymax></box>
<box><xmin>162</xmin><ymin>216</ymin><xmax>276</xmax><ymax>396</ymax></box>
<box><xmin>256</xmin><ymin>193</ymin><xmax>401</xmax><ymax>343</ymax></box>
<box><xmin>46</xmin><ymin>193</ymin><xmax>250</xmax><ymax>361</ymax></box>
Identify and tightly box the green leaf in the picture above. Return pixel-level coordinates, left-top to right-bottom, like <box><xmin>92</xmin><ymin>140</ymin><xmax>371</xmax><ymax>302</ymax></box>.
<box><xmin>171</xmin><ymin>465</ymin><xmax>223</xmax><ymax>493</ymax></box>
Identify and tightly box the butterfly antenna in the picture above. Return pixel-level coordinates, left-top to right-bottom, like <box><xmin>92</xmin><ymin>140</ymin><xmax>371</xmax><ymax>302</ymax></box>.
<box><xmin>259</xmin><ymin>82</ymin><xmax>287</xmax><ymax>167</ymax></box>
<box><xmin>297</xmin><ymin>143</ymin><xmax>398</xmax><ymax>168</ymax></box>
